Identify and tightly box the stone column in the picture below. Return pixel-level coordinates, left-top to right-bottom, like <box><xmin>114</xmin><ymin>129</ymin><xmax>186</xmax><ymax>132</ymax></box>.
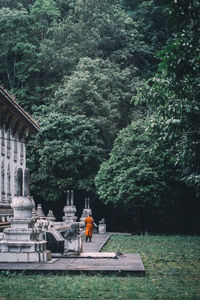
<box><xmin>0</xmin><ymin>168</ymin><xmax>51</xmax><ymax>262</ymax></box>
<box><xmin>62</xmin><ymin>190</ymin><xmax>77</xmax><ymax>223</ymax></box>
<box><xmin>16</xmin><ymin>168</ymin><xmax>23</xmax><ymax>197</ymax></box>
<box><xmin>80</xmin><ymin>197</ymin><xmax>92</xmax><ymax>222</ymax></box>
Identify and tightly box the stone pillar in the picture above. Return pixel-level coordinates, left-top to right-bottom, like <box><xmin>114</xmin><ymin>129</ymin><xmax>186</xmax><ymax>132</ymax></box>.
<box><xmin>80</xmin><ymin>197</ymin><xmax>92</xmax><ymax>222</ymax></box>
<box><xmin>23</xmin><ymin>168</ymin><xmax>30</xmax><ymax>197</ymax></box>
<box><xmin>63</xmin><ymin>223</ymin><xmax>83</xmax><ymax>255</ymax></box>
<box><xmin>16</xmin><ymin>168</ymin><xmax>23</xmax><ymax>197</ymax></box>
<box><xmin>0</xmin><ymin>168</ymin><xmax>51</xmax><ymax>262</ymax></box>
<box><xmin>62</xmin><ymin>190</ymin><xmax>77</xmax><ymax>223</ymax></box>
<box><xmin>98</xmin><ymin>218</ymin><xmax>106</xmax><ymax>234</ymax></box>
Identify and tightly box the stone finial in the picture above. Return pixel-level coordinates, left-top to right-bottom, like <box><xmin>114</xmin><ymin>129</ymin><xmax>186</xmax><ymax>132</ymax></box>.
<box><xmin>24</xmin><ymin>168</ymin><xmax>30</xmax><ymax>197</ymax></box>
<box><xmin>37</xmin><ymin>204</ymin><xmax>46</xmax><ymax>219</ymax></box>
<box><xmin>85</xmin><ymin>197</ymin><xmax>90</xmax><ymax>209</ymax></box>
<box><xmin>16</xmin><ymin>168</ymin><xmax>23</xmax><ymax>196</ymax></box>
<box><xmin>32</xmin><ymin>207</ymin><xmax>37</xmax><ymax>219</ymax></box>
<box><xmin>47</xmin><ymin>210</ymin><xmax>56</xmax><ymax>222</ymax></box>
<box><xmin>66</xmin><ymin>190</ymin><xmax>70</xmax><ymax>206</ymax></box>
<box><xmin>71</xmin><ymin>190</ymin><xmax>74</xmax><ymax>206</ymax></box>
<box><xmin>63</xmin><ymin>190</ymin><xmax>77</xmax><ymax>223</ymax></box>
<box><xmin>66</xmin><ymin>190</ymin><xmax>74</xmax><ymax>206</ymax></box>
<box><xmin>80</xmin><ymin>197</ymin><xmax>92</xmax><ymax>222</ymax></box>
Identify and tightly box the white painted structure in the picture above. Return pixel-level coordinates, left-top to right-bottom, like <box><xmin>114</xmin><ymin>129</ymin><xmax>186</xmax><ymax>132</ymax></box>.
<box><xmin>0</xmin><ymin>127</ymin><xmax>26</xmax><ymax>207</ymax></box>
<box><xmin>0</xmin><ymin>195</ymin><xmax>51</xmax><ymax>262</ymax></box>
<box><xmin>0</xmin><ymin>86</ymin><xmax>39</xmax><ymax>226</ymax></box>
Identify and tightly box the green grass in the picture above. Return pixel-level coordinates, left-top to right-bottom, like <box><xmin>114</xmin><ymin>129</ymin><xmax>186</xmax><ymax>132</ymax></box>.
<box><xmin>0</xmin><ymin>235</ymin><xmax>200</xmax><ymax>300</ymax></box>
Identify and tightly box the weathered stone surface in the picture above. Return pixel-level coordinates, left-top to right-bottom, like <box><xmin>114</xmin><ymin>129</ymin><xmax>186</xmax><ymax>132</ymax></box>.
<box><xmin>67</xmin><ymin>253</ymin><xmax>145</xmax><ymax>273</ymax></box>
<box><xmin>83</xmin><ymin>233</ymin><xmax>110</xmax><ymax>252</ymax></box>
<box><xmin>23</xmin><ymin>169</ymin><xmax>30</xmax><ymax>197</ymax></box>
<box><xmin>0</xmin><ymin>250</ymin><xmax>51</xmax><ymax>263</ymax></box>
<box><xmin>37</xmin><ymin>204</ymin><xmax>46</xmax><ymax>219</ymax></box>
<box><xmin>62</xmin><ymin>206</ymin><xmax>77</xmax><ymax>223</ymax></box>
<box><xmin>99</xmin><ymin>224</ymin><xmax>106</xmax><ymax>234</ymax></box>
<box><xmin>47</xmin><ymin>210</ymin><xmax>56</xmax><ymax>222</ymax></box>
<box><xmin>0</xmin><ymin>234</ymin><xmax>145</xmax><ymax>274</ymax></box>
<box><xmin>80</xmin><ymin>252</ymin><xmax>116</xmax><ymax>258</ymax></box>
<box><xmin>0</xmin><ymin>253</ymin><xmax>145</xmax><ymax>274</ymax></box>
<box><xmin>62</xmin><ymin>190</ymin><xmax>77</xmax><ymax>223</ymax></box>
<box><xmin>12</xmin><ymin>196</ymin><xmax>34</xmax><ymax>220</ymax></box>
<box><xmin>0</xmin><ymin>194</ymin><xmax>50</xmax><ymax>263</ymax></box>
<box><xmin>46</xmin><ymin>228</ymin><xmax>65</xmax><ymax>254</ymax></box>
<box><xmin>80</xmin><ymin>197</ymin><xmax>92</xmax><ymax>222</ymax></box>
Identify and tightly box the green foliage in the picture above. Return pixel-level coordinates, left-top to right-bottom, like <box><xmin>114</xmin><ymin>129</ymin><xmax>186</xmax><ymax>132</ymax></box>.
<box><xmin>95</xmin><ymin>116</ymin><xmax>198</xmax><ymax>232</ymax></box>
<box><xmin>0</xmin><ymin>4</ymin><xmax>56</xmax><ymax>110</ymax></box>
<box><xmin>95</xmin><ymin>118</ymin><xmax>167</xmax><ymax>209</ymax></box>
<box><xmin>29</xmin><ymin>0</ymin><xmax>61</xmax><ymax>41</ymax></box>
<box><xmin>1</xmin><ymin>0</ymin><xmax>199</xmax><ymax>232</ymax></box>
<box><xmin>104</xmin><ymin>235</ymin><xmax>200</xmax><ymax>278</ymax></box>
<box><xmin>55</xmin><ymin>57</ymin><xmax>137</xmax><ymax>144</ymax></box>
<box><xmin>40</xmin><ymin>0</ymin><xmax>148</xmax><ymax>78</ymax></box>
<box><xmin>27</xmin><ymin>106</ymin><xmax>105</xmax><ymax>202</ymax></box>
<box><xmin>0</xmin><ymin>7</ymin><xmax>30</xmax><ymax>89</ymax></box>
<box><xmin>123</xmin><ymin>0</ymin><xmax>170</xmax><ymax>76</ymax></box>
<box><xmin>134</xmin><ymin>0</ymin><xmax>200</xmax><ymax>192</ymax></box>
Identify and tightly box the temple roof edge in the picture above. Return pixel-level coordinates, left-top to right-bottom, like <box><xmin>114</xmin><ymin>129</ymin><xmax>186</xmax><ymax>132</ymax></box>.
<box><xmin>0</xmin><ymin>86</ymin><xmax>39</xmax><ymax>134</ymax></box>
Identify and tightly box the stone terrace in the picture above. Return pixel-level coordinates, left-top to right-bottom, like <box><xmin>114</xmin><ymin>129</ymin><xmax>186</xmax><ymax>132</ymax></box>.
<box><xmin>0</xmin><ymin>234</ymin><xmax>145</xmax><ymax>275</ymax></box>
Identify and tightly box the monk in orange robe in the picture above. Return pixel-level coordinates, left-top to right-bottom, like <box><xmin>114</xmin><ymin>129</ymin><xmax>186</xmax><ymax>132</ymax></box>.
<box><xmin>84</xmin><ymin>214</ymin><xmax>94</xmax><ymax>242</ymax></box>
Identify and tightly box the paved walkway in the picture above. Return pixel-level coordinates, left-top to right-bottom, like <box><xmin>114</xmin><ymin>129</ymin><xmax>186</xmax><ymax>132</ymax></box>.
<box><xmin>0</xmin><ymin>233</ymin><xmax>145</xmax><ymax>275</ymax></box>
<box><xmin>82</xmin><ymin>233</ymin><xmax>110</xmax><ymax>252</ymax></box>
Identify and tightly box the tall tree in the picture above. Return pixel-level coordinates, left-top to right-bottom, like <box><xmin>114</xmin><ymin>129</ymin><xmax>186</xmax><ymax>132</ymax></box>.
<box><xmin>55</xmin><ymin>57</ymin><xmax>137</xmax><ymax>147</ymax></box>
<box><xmin>134</xmin><ymin>0</ymin><xmax>200</xmax><ymax>192</ymax></box>
<box><xmin>123</xmin><ymin>0</ymin><xmax>170</xmax><ymax>77</ymax></box>
<box><xmin>40</xmin><ymin>0</ymin><xmax>148</xmax><ymax>79</ymax></box>
<box><xmin>27</xmin><ymin>105</ymin><xmax>105</xmax><ymax>202</ymax></box>
<box><xmin>0</xmin><ymin>7</ymin><xmax>30</xmax><ymax>90</ymax></box>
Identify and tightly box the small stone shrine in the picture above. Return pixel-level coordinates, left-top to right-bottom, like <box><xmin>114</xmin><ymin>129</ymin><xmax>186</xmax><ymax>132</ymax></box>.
<box><xmin>80</xmin><ymin>197</ymin><xmax>92</xmax><ymax>222</ymax></box>
<box><xmin>62</xmin><ymin>190</ymin><xmax>77</xmax><ymax>223</ymax></box>
<box><xmin>0</xmin><ymin>166</ymin><xmax>106</xmax><ymax>260</ymax></box>
<box><xmin>37</xmin><ymin>203</ymin><xmax>46</xmax><ymax>219</ymax></box>
<box><xmin>98</xmin><ymin>218</ymin><xmax>106</xmax><ymax>234</ymax></box>
<box><xmin>47</xmin><ymin>210</ymin><xmax>56</xmax><ymax>222</ymax></box>
<box><xmin>0</xmin><ymin>168</ymin><xmax>51</xmax><ymax>262</ymax></box>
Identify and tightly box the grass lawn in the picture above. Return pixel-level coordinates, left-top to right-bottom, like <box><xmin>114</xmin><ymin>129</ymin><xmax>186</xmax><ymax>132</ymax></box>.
<box><xmin>0</xmin><ymin>235</ymin><xmax>199</xmax><ymax>299</ymax></box>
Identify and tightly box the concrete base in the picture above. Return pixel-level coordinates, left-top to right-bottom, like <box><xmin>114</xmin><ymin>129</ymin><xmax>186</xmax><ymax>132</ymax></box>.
<box><xmin>98</xmin><ymin>224</ymin><xmax>106</xmax><ymax>234</ymax></box>
<box><xmin>64</xmin><ymin>236</ymin><xmax>82</xmax><ymax>255</ymax></box>
<box><xmin>0</xmin><ymin>250</ymin><xmax>51</xmax><ymax>262</ymax></box>
<box><xmin>80</xmin><ymin>252</ymin><xmax>116</xmax><ymax>258</ymax></box>
<box><xmin>0</xmin><ymin>234</ymin><xmax>145</xmax><ymax>275</ymax></box>
<box><xmin>0</xmin><ymin>253</ymin><xmax>145</xmax><ymax>275</ymax></box>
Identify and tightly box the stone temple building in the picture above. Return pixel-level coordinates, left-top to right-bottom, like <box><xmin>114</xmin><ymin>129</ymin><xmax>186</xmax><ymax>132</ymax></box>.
<box><xmin>0</xmin><ymin>86</ymin><xmax>39</xmax><ymax>229</ymax></box>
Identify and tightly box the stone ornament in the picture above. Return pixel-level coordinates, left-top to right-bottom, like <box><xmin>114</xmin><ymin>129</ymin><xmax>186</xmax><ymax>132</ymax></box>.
<box><xmin>63</xmin><ymin>190</ymin><xmax>77</xmax><ymax>223</ymax></box>
<box><xmin>47</xmin><ymin>210</ymin><xmax>56</xmax><ymax>222</ymax></box>
<box><xmin>0</xmin><ymin>168</ymin><xmax>51</xmax><ymax>262</ymax></box>
<box><xmin>80</xmin><ymin>197</ymin><xmax>92</xmax><ymax>222</ymax></box>
<box><xmin>37</xmin><ymin>204</ymin><xmax>46</xmax><ymax>219</ymax></box>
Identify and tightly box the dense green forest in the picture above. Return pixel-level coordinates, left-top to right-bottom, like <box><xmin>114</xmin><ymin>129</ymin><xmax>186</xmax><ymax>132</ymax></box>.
<box><xmin>0</xmin><ymin>0</ymin><xmax>199</xmax><ymax>233</ymax></box>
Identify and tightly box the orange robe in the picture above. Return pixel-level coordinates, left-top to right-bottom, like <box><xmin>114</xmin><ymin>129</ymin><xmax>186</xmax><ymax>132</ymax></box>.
<box><xmin>84</xmin><ymin>216</ymin><xmax>94</xmax><ymax>238</ymax></box>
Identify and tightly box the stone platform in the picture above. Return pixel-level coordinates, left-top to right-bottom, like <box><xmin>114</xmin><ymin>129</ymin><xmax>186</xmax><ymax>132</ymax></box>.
<box><xmin>0</xmin><ymin>234</ymin><xmax>145</xmax><ymax>275</ymax></box>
